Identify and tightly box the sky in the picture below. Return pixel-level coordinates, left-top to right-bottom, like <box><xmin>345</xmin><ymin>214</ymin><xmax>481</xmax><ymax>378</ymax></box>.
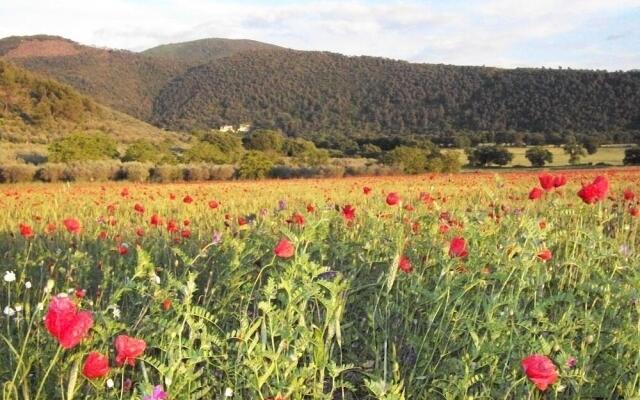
<box><xmin>1</xmin><ymin>0</ymin><xmax>639</xmax><ymax>70</ymax></box>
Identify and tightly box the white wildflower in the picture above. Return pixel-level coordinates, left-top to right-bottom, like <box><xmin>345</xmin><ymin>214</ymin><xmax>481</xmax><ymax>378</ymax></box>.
<box><xmin>3</xmin><ymin>271</ymin><xmax>16</xmax><ymax>283</ymax></box>
<box><xmin>25</xmin><ymin>281</ymin><xmax>32</xmax><ymax>289</ymax></box>
<box><xmin>3</xmin><ymin>306</ymin><xmax>15</xmax><ymax>316</ymax></box>
<box><xmin>106</xmin><ymin>378</ymin><xmax>114</xmax><ymax>389</ymax></box>
<box><xmin>224</xmin><ymin>387</ymin><xmax>234</xmax><ymax>397</ymax></box>
<box><xmin>112</xmin><ymin>305</ymin><xmax>121</xmax><ymax>319</ymax></box>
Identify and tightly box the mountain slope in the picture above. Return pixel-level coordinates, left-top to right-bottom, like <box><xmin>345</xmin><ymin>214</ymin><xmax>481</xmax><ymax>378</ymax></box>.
<box><xmin>0</xmin><ymin>59</ymin><xmax>178</xmax><ymax>144</ymax></box>
<box><xmin>142</xmin><ymin>37</ymin><xmax>282</xmax><ymax>65</ymax></box>
<box><xmin>153</xmin><ymin>49</ymin><xmax>640</xmax><ymax>137</ymax></box>
<box><xmin>0</xmin><ymin>35</ymin><xmax>188</xmax><ymax>121</ymax></box>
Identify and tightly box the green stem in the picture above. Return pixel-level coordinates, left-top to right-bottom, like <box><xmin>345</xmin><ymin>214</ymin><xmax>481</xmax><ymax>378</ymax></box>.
<box><xmin>34</xmin><ymin>346</ymin><xmax>63</xmax><ymax>400</ymax></box>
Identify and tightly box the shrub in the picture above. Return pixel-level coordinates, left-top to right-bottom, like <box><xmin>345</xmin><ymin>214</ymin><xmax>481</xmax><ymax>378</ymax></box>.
<box><xmin>237</xmin><ymin>151</ymin><xmax>276</xmax><ymax>179</ymax></box>
<box><xmin>623</xmin><ymin>147</ymin><xmax>640</xmax><ymax>165</ymax></box>
<box><xmin>122</xmin><ymin>140</ymin><xmax>177</xmax><ymax>164</ymax></box>
<box><xmin>207</xmin><ymin>165</ymin><xmax>236</xmax><ymax>180</ymax></box>
<box><xmin>244</xmin><ymin>129</ymin><xmax>285</xmax><ymax>153</ymax></box>
<box><xmin>150</xmin><ymin>165</ymin><xmax>182</xmax><ymax>183</ymax></box>
<box><xmin>121</xmin><ymin>162</ymin><xmax>151</xmax><ymax>182</ymax></box>
<box><xmin>182</xmin><ymin>164</ymin><xmax>210</xmax><ymax>181</ymax></box>
<box><xmin>62</xmin><ymin>161</ymin><xmax>120</xmax><ymax>182</ymax></box>
<box><xmin>0</xmin><ymin>163</ymin><xmax>36</xmax><ymax>183</ymax></box>
<box><xmin>201</xmin><ymin>131</ymin><xmax>244</xmax><ymax>162</ymax></box>
<box><xmin>184</xmin><ymin>142</ymin><xmax>230</xmax><ymax>164</ymax></box>
<box><xmin>48</xmin><ymin>132</ymin><xmax>119</xmax><ymax>163</ymax></box>
<box><xmin>34</xmin><ymin>163</ymin><xmax>67</xmax><ymax>182</ymax></box>
<box><xmin>383</xmin><ymin>146</ymin><xmax>427</xmax><ymax>174</ymax></box>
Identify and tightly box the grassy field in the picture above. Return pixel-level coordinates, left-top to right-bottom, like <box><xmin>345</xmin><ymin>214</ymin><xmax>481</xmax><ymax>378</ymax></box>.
<box><xmin>1</xmin><ymin>168</ymin><xmax>639</xmax><ymax>399</ymax></box>
<box><xmin>453</xmin><ymin>145</ymin><xmax>630</xmax><ymax>167</ymax></box>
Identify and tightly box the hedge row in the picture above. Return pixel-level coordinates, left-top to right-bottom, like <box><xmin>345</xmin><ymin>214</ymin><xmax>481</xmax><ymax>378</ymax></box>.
<box><xmin>0</xmin><ymin>162</ymin><xmax>404</xmax><ymax>183</ymax></box>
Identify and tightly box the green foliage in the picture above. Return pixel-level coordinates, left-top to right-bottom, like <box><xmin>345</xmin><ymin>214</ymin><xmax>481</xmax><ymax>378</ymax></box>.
<box><xmin>623</xmin><ymin>147</ymin><xmax>640</xmax><ymax>165</ymax></box>
<box><xmin>284</xmin><ymin>138</ymin><xmax>330</xmax><ymax>167</ymax></box>
<box><xmin>581</xmin><ymin>136</ymin><xmax>601</xmax><ymax>155</ymax></box>
<box><xmin>525</xmin><ymin>146</ymin><xmax>554</xmax><ymax>167</ymax></box>
<box><xmin>563</xmin><ymin>137</ymin><xmax>587</xmax><ymax>165</ymax></box>
<box><xmin>244</xmin><ymin>130</ymin><xmax>285</xmax><ymax>153</ymax></box>
<box><xmin>237</xmin><ymin>151</ymin><xmax>275</xmax><ymax>179</ymax></box>
<box><xmin>48</xmin><ymin>132</ymin><xmax>119</xmax><ymax>163</ymax></box>
<box><xmin>467</xmin><ymin>145</ymin><xmax>514</xmax><ymax>167</ymax></box>
<box><xmin>383</xmin><ymin>146</ymin><xmax>428</xmax><ymax>174</ymax></box>
<box><xmin>200</xmin><ymin>131</ymin><xmax>245</xmax><ymax>162</ymax></box>
<box><xmin>122</xmin><ymin>140</ymin><xmax>177</xmax><ymax>164</ymax></box>
<box><xmin>184</xmin><ymin>142</ymin><xmax>230</xmax><ymax>164</ymax></box>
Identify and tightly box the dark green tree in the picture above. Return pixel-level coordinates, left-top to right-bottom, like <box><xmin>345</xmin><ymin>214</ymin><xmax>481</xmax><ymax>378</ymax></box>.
<box><xmin>623</xmin><ymin>147</ymin><xmax>640</xmax><ymax>165</ymax></box>
<box><xmin>467</xmin><ymin>146</ymin><xmax>513</xmax><ymax>167</ymax></box>
<box><xmin>525</xmin><ymin>146</ymin><xmax>554</xmax><ymax>167</ymax></box>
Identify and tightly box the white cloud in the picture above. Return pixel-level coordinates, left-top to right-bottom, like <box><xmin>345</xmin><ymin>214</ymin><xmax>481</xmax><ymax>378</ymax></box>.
<box><xmin>0</xmin><ymin>0</ymin><xmax>638</xmax><ymax>70</ymax></box>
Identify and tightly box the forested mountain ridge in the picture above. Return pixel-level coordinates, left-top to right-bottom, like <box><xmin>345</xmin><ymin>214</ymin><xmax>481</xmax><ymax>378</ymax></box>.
<box><xmin>153</xmin><ymin>49</ymin><xmax>640</xmax><ymax>140</ymax></box>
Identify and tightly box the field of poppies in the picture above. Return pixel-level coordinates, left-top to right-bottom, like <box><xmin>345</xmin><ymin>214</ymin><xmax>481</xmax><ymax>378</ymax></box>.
<box><xmin>1</xmin><ymin>169</ymin><xmax>639</xmax><ymax>399</ymax></box>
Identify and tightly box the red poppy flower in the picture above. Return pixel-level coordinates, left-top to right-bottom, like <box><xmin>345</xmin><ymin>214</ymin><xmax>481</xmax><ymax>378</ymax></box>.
<box><xmin>115</xmin><ymin>335</ymin><xmax>146</xmax><ymax>367</ymax></box>
<box><xmin>529</xmin><ymin>187</ymin><xmax>544</xmax><ymax>200</ymax></box>
<box><xmin>630</xmin><ymin>207</ymin><xmax>639</xmax><ymax>217</ymax></box>
<box><xmin>404</xmin><ymin>204</ymin><xmax>414</xmax><ymax>212</ymax></box>
<box><xmin>181</xmin><ymin>229</ymin><xmax>191</xmax><ymax>238</ymax></box>
<box><xmin>120</xmin><ymin>188</ymin><xmax>129</xmax><ymax>197</ymax></box>
<box><xmin>306</xmin><ymin>203</ymin><xmax>315</xmax><ymax>213</ymax></box>
<box><xmin>19</xmin><ymin>224</ymin><xmax>34</xmax><ymax>238</ymax></box>
<box><xmin>538</xmin><ymin>220</ymin><xmax>547</xmax><ymax>229</ymax></box>
<box><xmin>82</xmin><ymin>352</ymin><xmax>110</xmax><ymax>379</ymax></box>
<box><xmin>274</xmin><ymin>238</ymin><xmax>295</xmax><ymax>258</ymax></box>
<box><xmin>623</xmin><ymin>189</ymin><xmax>635</xmax><ymax>201</ymax></box>
<box><xmin>553</xmin><ymin>175</ymin><xmax>567</xmax><ymax>188</ymax></box>
<box><xmin>449</xmin><ymin>237</ymin><xmax>468</xmax><ymax>258</ymax></box>
<box><xmin>386</xmin><ymin>192</ymin><xmax>400</xmax><ymax>206</ymax></box>
<box><xmin>134</xmin><ymin>203</ymin><xmax>145</xmax><ymax>214</ymax></box>
<box><xmin>63</xmin><ymin>218</ymin><xmax>82</xmax><ymax>234</ymax></box>
<box><xmin>537</xmin><ymin>249</ymin><xmax>552</xmax><ymax>262</ymax></box>
<box><xmin>577</xmin><ymin>175</ymin><xmax>609</xmax><ymax>204</ymax></box>
<box><xmin>237</xmin><ymin>217</ymin><xmax>247</xmax><ymax>226</ymax></box>
<box><xmin>150</xmin><ymin>214</ymin><xmax>162</xmax><ymax>226</ymax></box>
<box><xmin>521</xmin><ymin>354</ymin><xmax>558</xmax><ymax>391</ymax></box>
<box><xmin>166</xmin><ymin>220</ymin><xmax>178</xmax><ymax>233</ymax></box>
<box><xmin>287</xmin><ymin>212</ymin><xmax>305</xmax><ymax>226</ymax></box>
<box><xmin>399</xmin><ymin>256</ymin><xmax>412</xmax><ymax>273</ymax></box>
<box><xmin>75</xmin><ymin>288</ymin><xmax>86</xmax><ymax>298</ymax></box>
<box><xmin>183</xmin><ymin>195</ymin><xmax>193</xmax><ymax>204</ymax></box>
<box><xmin>44</xmin><ymin>295</ymin><xmax>93</xmax><ymax>349</ymax></box>
<box><xmin>438</xmin><ymin>224</ymin><xmax>450</xmax><ymax>234</ymax></box>
<box><xmin>162</xmin><ymin>299</ymin><xmax>172</xmax><ymax>311</ymax></box>
<box><xmin>363</xmin><ymin>186</ymin><xmax>372</xmax><ymax>195</ymax></box>
<box><xmin>117</xmin><ymin>245</ymin><xmax>129</xmax><ymax>255</ymax></box>
<box><xmin>419</xmin><ymin>192</ymin><xmax>433</xmax><ymax>204</ymax></box>
<box><xmin>208</xmin><ymin>200</ymin><xmax>219</xmax><ymax>209</ymax></box>
<box><xmin>538</xmin><ymin>174</ymin><xmax>554</xmax><ymax>191</ymax></box>
<box><xmin>136</xmin><ymin>228</ymin><xmax>145</xmax><ymax>237</ymax></box>
<box><xmin>342</xmin><ymin>205</ymin><xmax>356</xmax><ymax>222</ymax></box>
